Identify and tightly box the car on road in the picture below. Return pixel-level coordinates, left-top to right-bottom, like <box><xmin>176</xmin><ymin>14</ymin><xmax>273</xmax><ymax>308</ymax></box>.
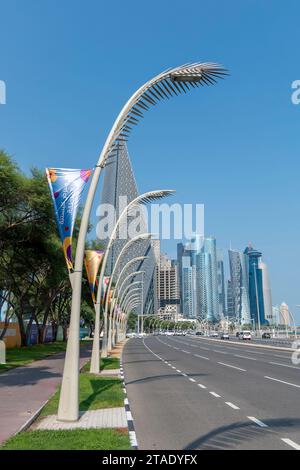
<box><xmin>220</xmin><ymin>332</ymin><xmax>229</xmax><ymax>340</ymax></box>
<box><xmin>242</xmin><ymin>331</ymin><xmax>252</xmax><ymax>340</ymax></box>
<box><xmin>210</xmin><ymin>332</ymin><xmax>219</xmax><ymax>338</ymax></box>
<box><xmin>236</xmin><ymin>331</ymin><xmax>243</xmax><ymax>338</ymax></box>
<box><xmin>262</xmin><ymin>332</ymin><xmax>271</xmax><ymax>339</ymax></box>
<box><xmin>195</xmin><ymin>331</ymin><xmax>203</xmax><ymax>336</ymax></box>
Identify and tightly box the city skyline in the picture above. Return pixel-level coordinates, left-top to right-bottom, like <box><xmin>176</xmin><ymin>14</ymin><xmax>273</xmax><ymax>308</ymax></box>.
<box><xmin>1</xmin><ymin>0</ymin><xmax>300</xmax><ymax>318</ymax></box>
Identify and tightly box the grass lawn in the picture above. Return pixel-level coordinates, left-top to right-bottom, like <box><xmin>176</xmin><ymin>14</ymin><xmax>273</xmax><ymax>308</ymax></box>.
<box><xmin>0</xmin><ymin>342</ymin><xmax>67</xmax><ymax>373</ymax></box>
<box><xmin>1</xmin><ymin>428</ymin><xmax>131</xmax><ymax>450</ymax></box>
<box><xmin>40</xmin><ymin>370</ymin><xmax>124</xmax><ymax>417</ymax></box>
<box><xmin>81</xmin><ymin>356</ymin><xmax>120</xmax><ymax>373</ymax></box>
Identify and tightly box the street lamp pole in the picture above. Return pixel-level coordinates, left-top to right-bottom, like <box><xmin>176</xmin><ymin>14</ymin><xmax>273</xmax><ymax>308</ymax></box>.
<box><xmin>58</xmin><ymin>62</ymin><xmax>227</xmax><ymax>422</ymax></box>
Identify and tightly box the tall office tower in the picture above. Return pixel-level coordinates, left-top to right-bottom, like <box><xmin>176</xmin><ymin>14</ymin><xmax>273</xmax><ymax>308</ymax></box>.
<box><xmin>244</xmin><ymin>244</ymin><xmax>267</xmax><ymax>327</ymax></box>
<box><xmin>177</xmin><ymin>242</ymin><xmax>185</xmax><ymax>313</ymax></box>
<box><xmin>100</xmin><ymin>144</ymin><xmax>156</xmax><ymax>313</ymax></box>
<box><xmin>156</xmin><ymin>254</ymin><xmax>180</xmax><ymax>319</ymax></box>
<box><xmin>279</xmin><ymin>302</ymin><xmax>291</xmax><ymax>326</ymax></box>
<box><xmin>228</xmin><ymin>249</ymin><xmax>251</xmax><ymax>324</ymax></box>
<box><xmin>152</xmin><ymin>239</ymin><xmax>161</xmax><ymax>314</ymax></box>
<box><xmin>259</xmin><ymin>261</ymin><xmax>274</xmax><ymax>324</ymax></box>
<box><xmin>194</xmin><ymin>236</ymin><xmax>219</xmax><ymax>323</ymax></box>
<box><xmin>226</xmin><ymin>280</ymin><xmax>235</xmax><ymax>317</ymax></box>
<box><xmin>217</xmin><ymin>249</ymin><xmax>226</xmax><ymax>318</ymax></box>
<box><xmin>182</xmin><ymin>254</ymin><xmax>195</xmax><ymax>318</ymax></box>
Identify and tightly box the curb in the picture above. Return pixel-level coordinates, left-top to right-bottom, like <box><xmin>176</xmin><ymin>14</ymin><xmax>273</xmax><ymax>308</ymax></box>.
<box><xmin>120</xmin><ymin>341</ymin><xmax>138</xmax><ymax>450</ymax></box>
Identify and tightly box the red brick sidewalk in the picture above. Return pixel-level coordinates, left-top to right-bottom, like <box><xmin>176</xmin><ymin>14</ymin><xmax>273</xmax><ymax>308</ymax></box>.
<box><xmin>0</xmin><ymin>342</ymin><xmax>92</xmax><ymax>444</ymax></box>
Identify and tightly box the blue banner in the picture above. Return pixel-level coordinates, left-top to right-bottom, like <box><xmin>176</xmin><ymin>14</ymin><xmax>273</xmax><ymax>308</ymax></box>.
<box><xmin>46</xmin><ymin>168</ymin><xmax>92</xmax><ymax>270</ymax></box>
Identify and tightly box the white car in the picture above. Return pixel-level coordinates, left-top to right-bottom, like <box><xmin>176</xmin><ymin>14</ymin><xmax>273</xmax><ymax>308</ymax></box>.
<box><xmin>210</xmin><ymin>332</ymin><xmax>219</xmax><ymax>338</ymax></box>
<box><xmin>242</xmin><ymin>331</ymin><xmax>252</xmax><ymax>340</ymax></box>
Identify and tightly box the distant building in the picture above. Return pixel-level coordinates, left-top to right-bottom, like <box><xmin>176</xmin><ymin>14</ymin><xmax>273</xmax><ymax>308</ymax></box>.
<box><xmin>259</xmin><ymin>262</ymin><xmax>274</xmax><ymax>324</ymax></box>
<box><xmin>156</xmin><ymin>253</ymin><xmax>180</xmax><ymax>318</ymax></box>
<box><xmin>279</xmin><ymin>302</ymin><xmax>291</xmax><ymax>326</ymax></box>
<box><xmin>228</xmin><ymin>249</ymin><xmax>250</xmax><ymax>325</ymax></box>
<box><xmin>182</xmin><ymin>255</ymin><xmax>195</xmax><ymax>318</ymax></box>
<box><xmin>217</xmin><ymin>250</ymin><xmax>226</xmax><ymax>318</ymax></box>
<box><xmin>244</xmin><ymin>244</ymin><xmax>267</xmax><ymax>327</ymax></box>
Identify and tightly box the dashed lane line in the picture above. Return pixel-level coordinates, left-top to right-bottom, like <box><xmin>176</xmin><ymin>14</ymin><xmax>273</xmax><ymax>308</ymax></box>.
<box><xmin>217</xmin><ymin>362</ymin><xmax>246</xmax><ymax>372</ymax></box>
<box><xmin>247</xmin><ymin>416</ymin><xmax>268</xmax><ymax>428</ymax></box>
<box><xmin>210</xmin><ymin>392</ymin><xmax>221</xmax><ymax>398</ymax></box>
<box><xmin>225</xmin><ymin>402</ymin><xmax>240</xmax><ymax>410</ymax></box>
<box><xmin>194</xmin><ymin>354</ymin><xmax>210</xmax><ymax>360</ymax></box>
<box><xmin>281</xmin><ymin>438</ymin><xmax>300</xmax><ymax>450</ymax></box>
<box><xmin>264</xmin><ymin>376</ymin><xmax>300</xmax><ymax>389</ymax></box>
<box><xmin>269</xmin><ymin>361</ymin><xmax>300</xmax><ymax>370</ymax></box>
<box><xmin>234</xmin><ymin>354</ymin><xmax>257</xmax><ymax>361</ymax></box>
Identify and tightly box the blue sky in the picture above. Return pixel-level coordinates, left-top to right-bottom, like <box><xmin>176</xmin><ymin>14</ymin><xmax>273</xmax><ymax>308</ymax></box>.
<box><xmin>1</xmin><ymin>0</ymin><xmax>300</xmax><ymax>319</ymax></box>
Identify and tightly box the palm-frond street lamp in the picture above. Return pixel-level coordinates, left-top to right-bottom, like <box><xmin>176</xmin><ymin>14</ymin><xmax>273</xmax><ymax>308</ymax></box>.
<box><xmin>91</xmin><ymin>190</ymin><xmax>173</xmax><ymax>366</ymax></box>
<box><xmin>58</xmin><ymin>62</ymin><xmax>227</xmax><ymax>422</ymax></box>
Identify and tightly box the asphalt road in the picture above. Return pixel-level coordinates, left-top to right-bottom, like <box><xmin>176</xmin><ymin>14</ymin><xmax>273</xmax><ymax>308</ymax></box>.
<box><xmin>123</xmin><ymin>335</ymin><xmax>300</xmax><ymax>450</ymax></box>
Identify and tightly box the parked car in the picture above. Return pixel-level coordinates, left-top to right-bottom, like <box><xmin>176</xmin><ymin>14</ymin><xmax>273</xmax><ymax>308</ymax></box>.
<box><xmin>196</xmin><ymin>331</ymin><xmax>203</xmax><ymax>336</ymax></box>
<box><xmin>220</xmin><ymin>332</ymin><xmax>229</xmax><ymax>340</ymax></box>
<box><xmin>236</xmin><ymin>331</ymin><xmax>243</xmax><ymax>338</ymax></box>
<box><xmin>242</xmin><ymin>331</ymin><xmax>252</xmax><ymax>340</ymax></box>
<box><xmin>262</xmin><ymin>332</ymin><xmax>271</xmax><ymax>339</ymax></box>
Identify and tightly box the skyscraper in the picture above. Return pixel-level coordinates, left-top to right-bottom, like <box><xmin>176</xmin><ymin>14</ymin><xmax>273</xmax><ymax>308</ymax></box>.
<box><xmin>182</xmin><ymin>254</ymin><xmax>195</xmax><ymax>318</ymax></box>
<box><xmin>156</xmin><ymin>254</ymin><xmax>180</xmax><ymax>318</ymax></box>
<box><xmin>228</xmin><ymin>249</ymin><xmax>250</xmax><ymax>324</ymax></box>
<box><xmin>244</xmin><ymin>244</ymin><xmax>267</xmax><ymax>327</ymax></box>
<box><xmin>217</xmin><ymin>249</ymin><xmax>226</xmax><ymax>318</ymax></box>
<box><xmin>259</xmin><ymin>261</ymin><xmax>274</xmax><ymax>324</ymax></box>
<box><xmin>100</xmin><ymin>144</ymin><xmax>156</xmax><ymax>313</ymax></box>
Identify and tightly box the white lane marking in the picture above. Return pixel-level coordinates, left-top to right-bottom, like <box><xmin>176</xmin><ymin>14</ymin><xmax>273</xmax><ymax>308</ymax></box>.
<box><xmin>176</xmin><ymin>369</ymin><xmax>181</xmax><ymax>373</ymax></box>
<box><xmin>234</xmin><ymin>354</ymin><xmax>257</xmax><ymax>361</ymax></box>
<box><xmin>182</xmin><ymin>350</ymin><xmax>190</xmax><ymax>354</ymax></box>
<box><xmin>269</xmin><ymin>361</ymin><xmax>300</xmax><ymax>370</ymax></box>
<box><xmin>217</xmin><ymin>362</ymin><xmax>246</xmax><ymax>372</ymax></box>
<box><xmin>199</xmin><ymin>346</ymin><xmax>210</xmax><ymax>351</ymax></box>
<box><xmin>198</xmin><ymin>384</ymin><xmax>207</xmax><ymax>389</ymax></box>
<box><xmin>247</xmin><ymin>416</ymin><xmax>268</xmax><ymax>428</ymax></box>
<box><xmin>225</xmin><ymin>402</ymin><xmax>240</xmax><ymax>410</ymax></box>
<box><xmin>210</xmin><ymin>391</ymin><xmax>221</xmax><ymax>398</ymax></box>
<box><xmin>171</xmin><ymin>366</ymin><xmax>176</xmax><ymax>369</ymax></box>
<box><xmin>194</xmin><ymin>354</ymin><xmax>210</xmax><ymax>360</ymax></box>
<box><xmin>182</xmin><ymin>373</ymin><xmax>187</xmax><ymax>377</ymax></box>
<box><xmin>281</xmin><ymin>438</ymin><xmax>300</xmax><ymax>450</ymax></box>
<box><xmin>245</xmin><ymin>350</ymin><xmax>265</xmax><ymax>355</ymax></box>
<box><xmin>264</xmin><ymin>376</ymin><xmax>300</xmax><ymax>389</ymax></box>
<box><xmin>189</xmin><ymin>378</ymin><xmax>196</xmax><ymax>383</ymax></box>
<box><xmin>213</xmin><ymin>350</ymin><xmax>228</xmax><ymax>355</ymax></box>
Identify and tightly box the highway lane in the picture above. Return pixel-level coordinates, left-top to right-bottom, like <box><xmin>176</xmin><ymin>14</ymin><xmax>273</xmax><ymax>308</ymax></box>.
<box><xmin>123</xmin><ymin>336</ymin><xmax>300</xmax><ymax>450</ymax></box>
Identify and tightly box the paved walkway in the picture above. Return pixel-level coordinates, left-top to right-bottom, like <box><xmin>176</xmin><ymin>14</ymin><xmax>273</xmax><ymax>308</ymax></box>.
<box><xmin>0</xmin><ymin>342</ymin><xmax>92</xmax><ymax>444</ymax></box>
<box><xmin>36</xmin><ymin>407</ymin><xmax>127</xmax><ymax>430</ymax></box>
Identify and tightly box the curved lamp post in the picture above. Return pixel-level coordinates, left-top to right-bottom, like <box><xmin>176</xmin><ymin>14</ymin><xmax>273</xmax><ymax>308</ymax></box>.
<box><xmin>91</xmin><ymin>233</ymin><xmax>151</xmax><ymax>371</ymax></box>
<box><xmin>120</xmin><ymin>282</ymin><xmax>143</xmax><ymax>310</ymax></box>
<box><xmin>110</xmin><ymin>255</ymin><xmax>149</xmax><ymax>349</ymax></box>
<box><xmin>58</xmin><ymin>62</ymin><xmax>227</xmax><ymax>422</ymax></box>
<box><xmin>91</xmin><ymin>190</ymin><xmax>173</xmax><ymax>369</ymax></box>
<box><xmin>102</xmin><ymin>235</ymin><xmax>153</xmax><ymax>358</ymax></box>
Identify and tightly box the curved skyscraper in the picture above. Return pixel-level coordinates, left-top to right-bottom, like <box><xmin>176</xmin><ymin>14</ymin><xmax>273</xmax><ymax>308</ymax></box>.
<box><xmin>99</xmin><ymin>144</ymin><xmax>156</xmax><ymax>313</ymax></box>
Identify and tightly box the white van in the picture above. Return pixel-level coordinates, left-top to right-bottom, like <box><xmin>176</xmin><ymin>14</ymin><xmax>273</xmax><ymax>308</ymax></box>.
<box><xmin>242</xmin><ymin>330</ymin><xmax>251</xmax><ymax>340</ymax></box>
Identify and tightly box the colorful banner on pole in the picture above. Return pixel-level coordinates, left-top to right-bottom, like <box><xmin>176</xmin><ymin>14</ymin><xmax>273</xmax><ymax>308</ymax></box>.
<box><xmin>101</xmin><ymin>276</ymin><xmax>110</xmax><ymax>304</ymax></box>
<box><xmin>46</xmin><ymin>167</ymin><xmax>92</xmax><ymax>270</ymax></box>
<box><xmin>84</xmin><ymin>250</ymin><xmax>104</xmax><ymax>302</ymax></box>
